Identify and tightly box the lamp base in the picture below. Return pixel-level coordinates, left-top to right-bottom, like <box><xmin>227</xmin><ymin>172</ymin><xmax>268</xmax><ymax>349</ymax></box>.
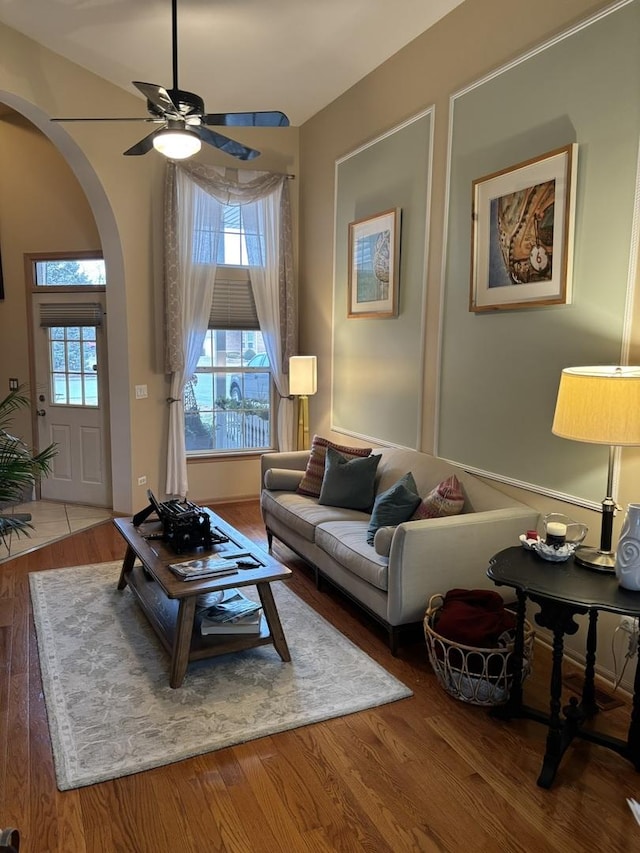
<box><xmin>296</xmin><ymin>395</ymin><xmax>310</xmax><ymax>451</ymax></box>
<box><xmin>574</xmin><ymin>545</ymin><xmax>616</xmax><ymax>572</ymax></box>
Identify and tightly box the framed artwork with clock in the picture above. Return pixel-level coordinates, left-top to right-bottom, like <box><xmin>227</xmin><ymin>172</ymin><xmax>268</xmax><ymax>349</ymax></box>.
<box><xmin>469</xmin><ymin>143</ymin><xmax>578</xmax><ymax>312</ymax></box>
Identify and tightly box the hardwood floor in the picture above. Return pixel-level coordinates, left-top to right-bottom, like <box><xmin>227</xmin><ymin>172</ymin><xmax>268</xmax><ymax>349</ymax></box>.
<box><xmin>1</xmin><ymin>500</ymin><xmax>639</xmax><ymax>852</ymax></box>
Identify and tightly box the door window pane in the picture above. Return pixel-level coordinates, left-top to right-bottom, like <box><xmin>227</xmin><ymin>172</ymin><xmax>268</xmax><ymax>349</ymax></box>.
<box><xmin>48</xmin><ymin>327</ymin><xmax>99</xmax><ymax>407</ymax></box>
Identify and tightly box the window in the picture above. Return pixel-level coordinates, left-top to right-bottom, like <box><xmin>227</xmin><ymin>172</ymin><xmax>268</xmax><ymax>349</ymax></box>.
<box><xmin>48</xmin><ymin>326</ymin><xmax>99</xmax><ymax>407</ymax></box>
<box><xmin>184</xmin><ymin>205</ymin><xmax>273</xmax><ymax>453</ymax></box>
<box><xmin>34</xmin><ymin>257</ymin><xmax>106</xmax><ymax>287</ymax></box>
<box><xmin>185</xmin><ymin>328</ymin><xmax>272</xmax><ymax>454</ymax></box>
<box><xmin>192</xmin><ymin>203</ymin><xmax>265</xmax><ymax>268</ymax></box>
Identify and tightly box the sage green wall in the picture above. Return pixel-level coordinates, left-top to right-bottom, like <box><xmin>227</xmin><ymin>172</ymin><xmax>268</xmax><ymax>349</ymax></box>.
<box><xmin>333</xmin><ymin>112</ymin><xmax>432</xmax><ymax>448</ymax></box>
<box><xmin>439</xmin><ymin>1</ymin><xmax>640</xmax><ymax>503</ymax></box>
<box><xmin>299</xmin><ymin>0</ymin><xmax>640</xmax><ymax>689</ymax></box>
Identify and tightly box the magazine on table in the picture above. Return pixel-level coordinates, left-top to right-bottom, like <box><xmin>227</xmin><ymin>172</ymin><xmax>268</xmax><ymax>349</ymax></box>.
<box><xmin>198</xmin><ymin>587</ymin><xmax>262</xmax><ymax>620</ymax></box>
<box><xmin>198</xmin><ymin>587</ymin><xmax>263</xmax><ymax>635</ymax></box>
<box><xmin>168</xmin><ymin>551</ymin><xmax>248</xmax><ymax>581</ymax></box>
<box><xmin>201</xmin><ymin>610</ymin><xmax>263</xmax><ymax>635</ymax></box>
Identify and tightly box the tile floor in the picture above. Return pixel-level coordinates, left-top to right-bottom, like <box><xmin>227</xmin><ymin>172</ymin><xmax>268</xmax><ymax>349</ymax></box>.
<box><xmin>0</xmin><ymin>500</ymin><xmax>112</xmax><ymax>561</ymax></box>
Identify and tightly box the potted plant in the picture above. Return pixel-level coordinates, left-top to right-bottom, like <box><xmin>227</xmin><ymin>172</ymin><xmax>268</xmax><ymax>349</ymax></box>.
<box><xmin>0</xmin><ymin>386</ymin><xmax>57</xmax><ymax>542</ymax></box>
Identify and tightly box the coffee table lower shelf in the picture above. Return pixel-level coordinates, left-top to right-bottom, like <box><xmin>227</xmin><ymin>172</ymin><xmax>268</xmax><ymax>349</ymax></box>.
<box><xmin>128</xmin><ymin>562</ymin><xmax>274</xmax><ymax>647</ymax></box>
<box><xmin>122</xmin><ymin>562</ymin><xmax>290</xmax><ymax>688</ymax></box>
<box><xmin>113</xmin><ymin>511</ymin><xmax>292</xmax><ymax>688</ymax></box>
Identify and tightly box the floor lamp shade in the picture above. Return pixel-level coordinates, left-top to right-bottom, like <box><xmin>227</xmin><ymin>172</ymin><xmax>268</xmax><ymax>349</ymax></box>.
<box><xmin>289</xmin><ymin>356</ymin><xmax>317</xmax><ymax>450</ymax></box>
<box><xmin>289</xmin><ymin>356</ymin><xmax>317</xmax><ymax>396</ymax></box>
<box><xmin>552</xmin><ymin>366</ymin><xmax>640</xmax><ymax>571</ymax></box>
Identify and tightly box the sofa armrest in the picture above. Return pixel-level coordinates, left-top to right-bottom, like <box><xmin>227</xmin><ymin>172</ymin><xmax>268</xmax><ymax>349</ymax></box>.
<box><xmin>260</xmin><ymin>450</ymin><xmax>310</xmax><ymax>488</ymax></box>
<box><xmin>264</xmin><ymin>467</ymin><xmax>304</xmax><ymax>491</ymax></box>
<box><xmin>385</xmin><ymin>506</ymin><xmax>539</xmax><ymax>624</ymax></box>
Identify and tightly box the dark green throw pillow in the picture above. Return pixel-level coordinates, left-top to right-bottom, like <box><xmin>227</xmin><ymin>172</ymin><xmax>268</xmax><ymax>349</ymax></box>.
<box><xmin>318</xmin><ymin>447</ymin><xmax>381</xmax><ymax>511</ymax></box>
<box><xmin>366</xmin><ymin>472</ymin><xmax>421</xmax><ymax>545</ymax></box>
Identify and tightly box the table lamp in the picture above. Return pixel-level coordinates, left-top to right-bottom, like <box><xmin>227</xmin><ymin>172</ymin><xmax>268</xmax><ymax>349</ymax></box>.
<box><xmin>289</xmin><ymin>356</ymin><xmax>317</xmax><ymax>450</ymax></box>
<box><xmin>552</xmin><ymin>365</ymin><xmax>640</xmax><ymax>571</ymax></box>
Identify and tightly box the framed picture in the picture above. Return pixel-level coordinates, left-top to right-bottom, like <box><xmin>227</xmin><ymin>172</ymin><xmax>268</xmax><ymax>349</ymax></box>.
<box><xmin>348</xmin><ymin>208</ymin><xmax>400</xmax><ymax>318</ymax></box>
<box><xmin>470</xmin><ymin>144</ymin><xmax>578</xmax><ymax>312</ymax></box>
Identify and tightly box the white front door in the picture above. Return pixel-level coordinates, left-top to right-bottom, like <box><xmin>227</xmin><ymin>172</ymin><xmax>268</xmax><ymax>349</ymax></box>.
<box><xmin>32</xmin><ymin>293</ymin><xmax>112</xmax><ymax>506</ymax></box>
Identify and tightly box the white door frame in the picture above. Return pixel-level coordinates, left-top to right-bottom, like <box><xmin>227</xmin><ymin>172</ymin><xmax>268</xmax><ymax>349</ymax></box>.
<box><xmin>25</xmin><ymin>252</ymin><xmax>113</xmax><ymax>507</ymax></box>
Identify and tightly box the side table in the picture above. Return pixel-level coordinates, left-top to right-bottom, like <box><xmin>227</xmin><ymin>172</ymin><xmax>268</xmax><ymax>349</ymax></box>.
<box><xmin>488</xmin><ymin>546</ymin><xmax>640</xmax><ymax>788</ymax></box>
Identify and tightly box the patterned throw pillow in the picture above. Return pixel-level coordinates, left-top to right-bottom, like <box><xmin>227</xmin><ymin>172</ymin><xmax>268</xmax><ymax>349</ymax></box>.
<box><xmin>411</xmin><ymin>474</ymin><xmax>465</xmax><ymax>520</ymax></box>
<box><xmin>297</xmin><ymin>435</ymin><xmax>372</xmax><ymax>498</ymax></box>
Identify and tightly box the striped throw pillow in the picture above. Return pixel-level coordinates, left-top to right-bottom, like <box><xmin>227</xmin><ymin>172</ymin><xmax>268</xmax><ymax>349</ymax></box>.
<box><xmin>297</xmin><ymin>435</ymin><xmax>372</xmax><ymax>498</ymax></box>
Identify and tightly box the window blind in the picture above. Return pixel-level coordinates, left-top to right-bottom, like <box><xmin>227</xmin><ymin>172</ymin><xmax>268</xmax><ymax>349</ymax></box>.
<box><xmin>209</xmin><ymin>278</ymin><xmax>259</xmax><ymax>331</ymax></box>
<box><xmin>39</xmin><ymin>302</ymin><xmax>104</xmax><ymax>327</ymax></box>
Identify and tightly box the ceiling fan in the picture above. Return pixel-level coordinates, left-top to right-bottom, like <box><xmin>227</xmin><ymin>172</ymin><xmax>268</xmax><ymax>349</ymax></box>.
<box><xmin>50</xmin><ymin>0</ymin><xmax>289</xmax><ymax>161</ymax></box>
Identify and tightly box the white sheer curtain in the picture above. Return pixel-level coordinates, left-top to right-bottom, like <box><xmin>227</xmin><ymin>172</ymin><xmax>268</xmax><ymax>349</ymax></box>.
<box><xmin>243</xmin><ymin>184</ymin><xmax>294</xmax><ymax>452</ymax></box>
<box><xmin>165</xmin><ymin>167</ymin><xmax>222</xmax><ymax>497</ymax></box>
<box><xmin>164</xmin><ymin>162</ymin><xmax>297</xmax><ymax>498</ymax></box>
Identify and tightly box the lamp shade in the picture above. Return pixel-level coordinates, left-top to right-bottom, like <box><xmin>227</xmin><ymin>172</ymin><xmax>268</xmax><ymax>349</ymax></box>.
<box><xmin>152</xmin><ymin>128</ymin><xmax>202</xmax><ymax>160</ymax></box>
<box><xmin>552</xmin><ymin>366</ymin><xmax>640</xmax><ymax>445</ymax></box>
<box><xmin>289</xmin><ymin>356</ymin><xmax>317</xmax><ymax>396</ymax></box>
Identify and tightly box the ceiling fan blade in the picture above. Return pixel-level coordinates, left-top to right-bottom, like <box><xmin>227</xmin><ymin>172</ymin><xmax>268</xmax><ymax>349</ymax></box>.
<box><xmin>132</xmin><ymin>81</ymin><xmax>180</xmax><ymax>117</ymax></box>
<box><xmin>123</xmin><ymin>127</ymin><xmax>165</xmax><ymax>156</ymax></box>
<box><xmin>195</xmin><ymin>126</ymin><xmax>260</xmax><ymax>161</ymax></box>
<box><xmin>51</xmin><ymin>116</ymin><xmax>161</xmax><ymax>123</ymax></box>
<box><xmin>202</xmin><ymin>111</ymin><xmax>290</xmax><ymax>128</ymax></box>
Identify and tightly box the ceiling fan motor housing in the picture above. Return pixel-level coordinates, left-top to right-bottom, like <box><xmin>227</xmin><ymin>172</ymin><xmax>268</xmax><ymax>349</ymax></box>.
<box><xmin>148</xmin><ymin>88</ymin><xmax>205</xmax><ymax>118</ymax></box>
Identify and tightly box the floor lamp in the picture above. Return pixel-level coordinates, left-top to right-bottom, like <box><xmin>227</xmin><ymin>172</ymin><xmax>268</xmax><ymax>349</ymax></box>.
<box><xmin>289</xmin><ymin>356</ymin><xmax>317</xmax><ymax>451</ymax></box>
<box><xmin>551</xmin><ymin>365</ymin><xmax>640</xmax><ymax>571</ymax></box>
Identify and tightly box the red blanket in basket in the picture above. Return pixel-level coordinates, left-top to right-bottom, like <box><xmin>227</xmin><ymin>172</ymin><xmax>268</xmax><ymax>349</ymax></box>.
<box><xmin>435</xmin><ymin>588</ymin><xmax>516</xmax><ymax>648</ymax></box>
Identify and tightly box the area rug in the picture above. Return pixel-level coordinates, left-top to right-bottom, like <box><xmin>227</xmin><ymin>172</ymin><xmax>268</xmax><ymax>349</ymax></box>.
<box><xmin>29</xmin><ymin>561</ymin><xmax>412</xmax><ymax>791</ymax></box>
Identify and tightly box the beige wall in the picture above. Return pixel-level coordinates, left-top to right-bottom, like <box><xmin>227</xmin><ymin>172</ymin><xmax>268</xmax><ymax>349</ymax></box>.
<box><xmin>0</xmin><ymin>20</ymin><xmax>298</xmax><ymax>513</ymax></box>
<box><xmin>0</xmin><ymin>110</ymin><xmax>101</xmax><ymax>449</ymax></box>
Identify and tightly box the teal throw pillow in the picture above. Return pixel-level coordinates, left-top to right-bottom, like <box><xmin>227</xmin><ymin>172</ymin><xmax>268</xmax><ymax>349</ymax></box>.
<box><xmin>318</xmin><ymin>447</ymin><xmax>381</xmax><ymax>511</ymax></box>
<box><xmin>366</xmin><ymin>472</ymin><xmax>421</xmax><ymax>545</ymax></box>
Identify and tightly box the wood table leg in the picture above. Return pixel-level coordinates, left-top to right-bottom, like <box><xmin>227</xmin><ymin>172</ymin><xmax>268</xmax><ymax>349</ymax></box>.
<box><xmin>170</xmin><ymin>597</ymin><xmax>197</xmax><ymax>689</ymax></box>
<box><xmin>257</xmin><ymin>582</ymin><xmax>291</xmax><ymax>662</ymax></box>
<box><xmin>117</xmin><ymin>545</ymin><xmax>137</xmax><ymax>590</ymax></box>
<box><xmin>582</xmin><ymin>610</ymin><xmax>599</xmax><ymax>718</ymax></box>
<box><xmin>626</xmin><ymin>645</ymin><xmax>640</xmax><ymax>769</ymax></box>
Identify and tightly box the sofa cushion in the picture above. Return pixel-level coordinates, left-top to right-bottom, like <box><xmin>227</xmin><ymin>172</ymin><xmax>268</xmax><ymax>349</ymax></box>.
<box><xmin>297</xmin><ymin>435</ymin><xmax>372</xmax><ymax>498</ymax></box>
<box><xmin>318</xmin><ymin>447</ymin><xmax>381</xmax><ymax>511</ymax></box>
<box><xmin>412</xmin><ymin>474</ymin><xmax>465</xmax><ymax>520</ymax></box>
<box><xmin>261</xmin><ymin>490</ymin><xmax>370</xmax><ymax>543</ymax></box>
<box><xmin>366</xmin><ymin>473</ymin><xmax>421</xmax><ymax>545</ymax></box>
<box><xmin>315</xmin><ymin>521</ymin><xmax>389</xmax><ymax>590</ymax></box>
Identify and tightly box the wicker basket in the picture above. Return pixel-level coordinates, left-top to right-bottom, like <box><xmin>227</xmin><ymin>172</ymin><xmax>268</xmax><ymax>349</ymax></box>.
<box><xmin>423</xmin><ymin>593</ymin><xmax>535</xmax><ymax>706</ymax></box>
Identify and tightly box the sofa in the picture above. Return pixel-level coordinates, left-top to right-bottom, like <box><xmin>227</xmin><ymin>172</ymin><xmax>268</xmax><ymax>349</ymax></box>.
<box><xmin>260</xmin><ymin>440</ymin><xmax>539</xmax><ymax>653</ymax></box>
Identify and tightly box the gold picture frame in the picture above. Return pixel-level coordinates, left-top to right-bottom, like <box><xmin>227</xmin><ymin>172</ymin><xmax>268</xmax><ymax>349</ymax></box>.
<box><xmin>470</xmin><ymin>144</ymin><xmax>578</xmax><ymax>312</ymax></box>
<box><xmin>348</xmin><ymin>208</ymin><xmax>400</xmax><ymax>318</ymax></box>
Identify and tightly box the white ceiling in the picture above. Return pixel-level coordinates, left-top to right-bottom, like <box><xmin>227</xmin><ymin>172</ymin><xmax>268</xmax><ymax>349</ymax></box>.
<box><xmin>0</xmin><ymin>0</ymin><xmax>464</xmax><ymax>126</ymax></box>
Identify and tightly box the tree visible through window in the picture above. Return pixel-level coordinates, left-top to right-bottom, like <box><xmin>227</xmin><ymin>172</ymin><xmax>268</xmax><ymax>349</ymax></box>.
<box><xmin>35</xmin><ymin>258</ymin><xmax>106</xmax><ymax>286</ymax></box>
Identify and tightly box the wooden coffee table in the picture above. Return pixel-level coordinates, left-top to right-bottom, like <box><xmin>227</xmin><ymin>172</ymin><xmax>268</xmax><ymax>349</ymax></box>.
<box><xmin>114</xmin><ymin>508</ymin><xmax>292</xmax><ymax>688</ymax></box>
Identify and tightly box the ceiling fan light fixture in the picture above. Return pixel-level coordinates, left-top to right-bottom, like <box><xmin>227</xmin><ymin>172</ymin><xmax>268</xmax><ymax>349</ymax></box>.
<box><xmin>152</xmin><ymin>127</ymin><xmax>201</xmax><ymax>159</ymax></box>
